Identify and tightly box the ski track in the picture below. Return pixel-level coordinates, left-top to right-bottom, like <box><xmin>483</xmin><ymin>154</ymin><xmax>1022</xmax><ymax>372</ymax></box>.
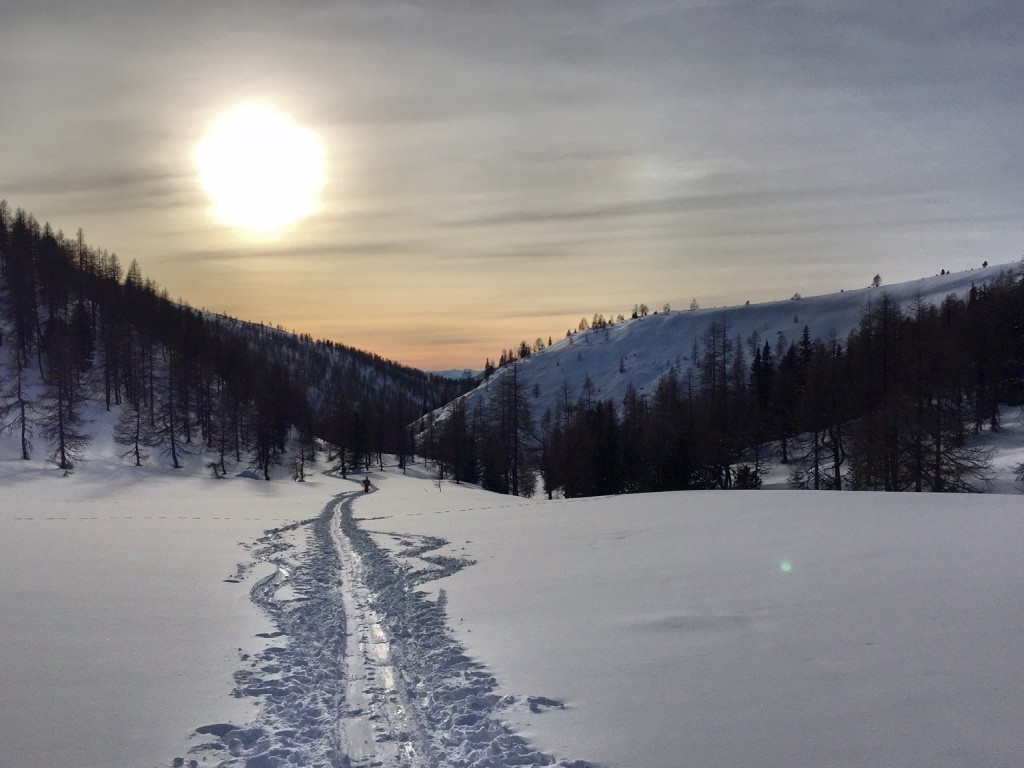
<box><xmin>183</xmin><ymin>487</ymin><xmax>596</xmax><ymax>768</ymax></box>
<box><xmin>333</xmin><ymin>494</ymin><xmax>422</xmax><ymax>768</ymax></box>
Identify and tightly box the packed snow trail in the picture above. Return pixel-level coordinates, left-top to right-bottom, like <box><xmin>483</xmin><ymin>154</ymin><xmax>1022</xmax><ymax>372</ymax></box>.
<box><xmin>337</xmin><ymin>492</ymin><xmax>597</xmax><ymax>768</ymax></box>
<box><xmin>188</xmin><ymin>511</ymin><xmax>350</xmax><ymax>767</ymax></box>
<box><xmin>187</xmin><ymin>484</ymin><xmax>595</xmax><ymax>768</ymax></box>
<box><xmin>331</xmin><ymin>491</ymin><xmax>423</xmax><ymax>767</ymax></box>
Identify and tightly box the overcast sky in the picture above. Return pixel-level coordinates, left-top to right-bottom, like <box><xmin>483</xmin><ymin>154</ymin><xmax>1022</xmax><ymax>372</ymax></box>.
<box><xmin>2</xmin><ymin>0</ymin><xmax>1022</xmax><ymax>368</ymax></box>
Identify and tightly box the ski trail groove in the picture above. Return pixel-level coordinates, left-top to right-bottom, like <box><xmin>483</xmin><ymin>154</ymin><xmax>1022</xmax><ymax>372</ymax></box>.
<box><xmin>338</xmin><ymin>495</ymin><xmax>597</xmax><ymax>768</ymax></box>
<box><xmin>187</xmin><ymin>509</ymin><xmax>349</xmax><ymax>768</ymax></box>
<box><xmin>186</xmin><ymin>489</ymin><xmax>596</xmax><ymax>768</ymax></box>
<box><xmin>331</xmin><ymin>492</ymin><xmax>423</xmax><ymax>768</ymax></box>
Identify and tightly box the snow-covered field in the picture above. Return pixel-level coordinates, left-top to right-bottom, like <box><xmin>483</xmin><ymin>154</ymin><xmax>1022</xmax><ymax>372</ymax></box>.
<box><xmin>0</xmin><ymin>457</ymin><xmax>340</xmax><ymax>768</ymax></box>
<box><xmin>357</xmin><ymin>473</ymin><xmax>1024</xmax><ymax>768</ymax></box>
<box><xmin>3</xmin><ymin>434</ymin><xmax>1024</xmax><ymax>767</ymax></box>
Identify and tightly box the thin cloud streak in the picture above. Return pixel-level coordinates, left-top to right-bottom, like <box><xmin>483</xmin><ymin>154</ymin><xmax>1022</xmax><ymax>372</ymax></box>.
<box><xmin>5</xmin><ymin>170</ymin><xmax>186</xmax><ymax>201</ymax></box>
<box><xmin>164</xmin><ymin>238</ymin><xmax>431</xmax><ymax>265</ymax></box>
<box><xmin>440</xmin><ymin>183</ymin><xmax>896</xmax><ymax>228</ymax></box>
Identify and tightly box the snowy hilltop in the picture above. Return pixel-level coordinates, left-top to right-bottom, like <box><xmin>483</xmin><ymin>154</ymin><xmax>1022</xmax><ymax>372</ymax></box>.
<box><xmin>448</xmin><ymin>262</ymin><xmax>1023</xmax><ymax>427</ymax></box>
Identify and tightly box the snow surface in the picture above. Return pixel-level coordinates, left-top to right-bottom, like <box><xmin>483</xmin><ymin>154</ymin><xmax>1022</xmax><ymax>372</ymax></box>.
<box><xmin>356</xmin><ymin>474</ymin><xmax>1024</xmax><ymax>768</ymax></box>
<box><xmin>0</xmin><ymin>457</ymin><xmax>339</xmax><ymax>768</ymax></box>
<box><xmin>3</xmin><ymin>410</ymin><xmax>1024</xmax><ymax>768</ymax></box>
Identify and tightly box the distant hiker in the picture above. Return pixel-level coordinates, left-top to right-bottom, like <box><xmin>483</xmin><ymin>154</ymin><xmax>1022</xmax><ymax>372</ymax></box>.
<box><xmin>362</xmin><ymin>477</ymin><xmax>371</xmax><ymax>493</ymax></box>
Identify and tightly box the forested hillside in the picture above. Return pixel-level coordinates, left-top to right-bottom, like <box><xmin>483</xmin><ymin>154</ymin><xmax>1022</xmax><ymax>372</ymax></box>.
<box><xmin>4</xmin><ymin>200</ymin><xmax>1022</xmax><ymax>495</ymax></box>
<box><xmin>0</xmin><ymin>203</ymin><xmax>469</xmax><ymax>477</ymax></box>
<box><xmin>423</xmin><ymin>264</ymin><xmax>1024</xmax><ymax>496</ymax></box>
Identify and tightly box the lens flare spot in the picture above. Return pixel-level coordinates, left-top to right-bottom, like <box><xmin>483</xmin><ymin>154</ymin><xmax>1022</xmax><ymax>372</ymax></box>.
<box><xmin>780</xmin><ymin>560</ymin><xmax>792</xmax><ymax>573</ymax></box>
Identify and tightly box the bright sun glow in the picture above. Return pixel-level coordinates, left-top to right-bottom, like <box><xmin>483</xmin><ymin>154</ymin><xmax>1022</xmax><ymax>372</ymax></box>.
<box><xmin>195</xmin><ymin>104</ymin><xmax>325</xmax><ymax>234</ymax></box>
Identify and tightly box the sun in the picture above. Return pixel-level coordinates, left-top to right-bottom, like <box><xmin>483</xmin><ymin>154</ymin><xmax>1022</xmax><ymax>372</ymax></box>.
<box><xmin>194</xmin><ymin>103</ymin><xmax>325</xmax><ymax>235</ymax></box>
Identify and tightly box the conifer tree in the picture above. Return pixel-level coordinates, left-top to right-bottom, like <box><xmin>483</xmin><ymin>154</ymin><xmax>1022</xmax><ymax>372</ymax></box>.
<box><xmin>39</xmin><ymin>316</ymin><xmax>90</xmax><ymax>470</ymax></box>
<box><xmin>0</xmin><ymin>346</ymin><xmax>33</xmax><ymax>460</ymax></box>
<box><xmin>112</xmin><ymin>390</ymin><xmax>156</xmax><ymax>466</ymax></box>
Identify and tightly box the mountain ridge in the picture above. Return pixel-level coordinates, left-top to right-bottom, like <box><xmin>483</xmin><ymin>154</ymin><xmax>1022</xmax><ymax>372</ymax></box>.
<box><xmin>440</xmin><ymin>261</ymin><xmax>1024</xmax><ymax>428</ymax></box>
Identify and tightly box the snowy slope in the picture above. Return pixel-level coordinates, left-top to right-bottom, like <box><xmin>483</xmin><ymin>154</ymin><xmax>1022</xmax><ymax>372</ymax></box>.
<box><xmin>356</xmin><ymin>470</ymin><xmax>1024</xmax><ymax>768</ymax></box>
<box><xmin>444</xmin><ymin>261</ymin><xmax>1023</xmax><ymax>424</ymax></box>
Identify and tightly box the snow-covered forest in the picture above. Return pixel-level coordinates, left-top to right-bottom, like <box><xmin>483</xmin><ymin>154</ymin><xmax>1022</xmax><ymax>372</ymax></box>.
<box><xmin>0</xmin><ymin>203</ymin><xmax>468</xmax><ymax>478</ymax></box>
<box><xmin>422</xmin><ymin>263</ymin><xmax>1024</xmax><ymax>497</ymax></box>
